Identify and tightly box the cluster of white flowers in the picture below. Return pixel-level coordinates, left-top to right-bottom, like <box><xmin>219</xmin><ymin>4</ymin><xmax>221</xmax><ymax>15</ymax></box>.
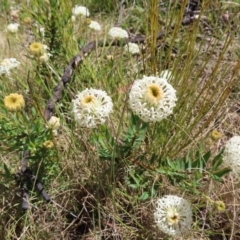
<box><xmin>0</xmin><ymin>58</ymin><xmax>20</xmax><ymax>76</ymax></box>
<box><xmin>128</xmin><ymin>76</ymin><xmax>177</xmax><ymax>122</ymax></box>
<box><xmin>223</xmin><ymin>136</ymin><xmax>240</xmax><ymax>179</ymax></box>
<box><xmin>108</xmin><ymin>27</ymin><xmax>128</xmax><ymax>39</ymax></box>
<box><xmin>7</xmin><ymin>23</ymin><xmax>19</xmax><ymax>33</ymax></box>
<box><xmin>47</xmin><ymin>116</ymin><xmax>60</xmax><ymax>136</ymax></box>
<box><xmin>40</xmin><ymin>44</ymin><xmax>52</xmax><ymax>62</ymax></box>
<box><xmin>124</xmin><ymin>43</ymin><xmax>140</xmax><ymax>55</ymax></box>
<box><xmin>89</xmin><ymin>20</ymin><xmax>101</xmax><ymax>31</ymax></box>
<box><xmin>72</xmin><ymin>89</ymin><xmax>113</xmax><ymax>128</ymax></box>
<box><xmin>71</xmin><ymin>76</ymin><xmax>177</xmax><ymax>127</ymax></box>
<box><xmin>154</xmin><ymin>195</ymin><xmax>193</xmax><ymax>236</ymax></box>
<box><xmin>72</xmin><ymin>5</ymin><xmax>90</xmax><ymax>17</ymax></box>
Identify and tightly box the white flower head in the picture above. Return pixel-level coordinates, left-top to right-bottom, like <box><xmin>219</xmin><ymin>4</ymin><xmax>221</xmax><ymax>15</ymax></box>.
<box><xmin>71</xmin><ymin>15</ymin><xmax>76</xmax><ymax>22</ymax></box>
<box><xmin>72</xmin><ymin>88</ymin><xmax>113</xmax><ymax>128</ymax></box>
<box><xmin>0</xmin><ymin>66</ymin><xmax>10</xmax><ymax>76</ymax></box>
<box><xmin>128</xmin><ymin>76</ymin><xmax>177</xmax><ymax>122</ymax></box>
<box><xmin>7</xmin><ymin>23</ymin><xmax>19</xmax><ymax>33</ymax></box>
<box><xmin>0</xmin><ymin>58</ymin><xmax>20</xmax><ymax>76</ymax></box>
<box><xmin>223</xmin><ymin>136</ymin><xmax>240</xmax><ymax>179</ymax></box>
<box><xmin>108</xmin><ymin>27</ymin><xmax>128</xmax><ymax>39</ymax></box>
<box><xmin>124</xmin><ymin>43</ymin><xmax>140</xmax><ymax>55</ymax></box>
<box><xmin>72</xmin><ymin>5</ymin><xmax>90</xmax><ymax>17</ymax></box>
<box><xmin>47</xmin><ymin>116</ymin><xmax>60</xmax><ymax>136</ymax></box>
<box><xmin>89</xmin><ymin>20</ymin><xmax>101</xmax><ymax>31</ymax></box>
<box><xmin>1</xmin><ymin>58</ymin><xmax>20</xmax><ymax>69</ymax></box>
<box><xmin>39</xmin><ymin>53</ymin><xmax>50</xmax><ymax>62</ymax></box>
<box><xmin>47</xmin><ymin>116</ymin><xmax>60</xmax><ymax>130</ymax></box>
<box><xmin>154</xmin><ymin>195</ymin><xmax>192</xmax><ymax>236</ymax></box>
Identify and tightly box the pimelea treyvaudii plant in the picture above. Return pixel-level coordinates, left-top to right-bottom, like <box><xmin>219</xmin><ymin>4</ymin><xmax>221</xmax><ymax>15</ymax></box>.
<box><xmin>88</xmin><ymin>20</ymin><xmax>101</xmax><ymax>31</ymax></box>
<box><xmin>0</xmin><ymin>58</ymin><xmax>20</xmax><ymax>77</ymax></box>
<box><xmin>128</xmin><ymin>76</ymin><xmax>177</xmax><ymax>122</ymax></box>
<box><xmin>7</xmin><ymin>23</ymin><xmax>19</xmax><ymax>33</ymax></box>
<box><xmin>72</xmin><ymin>5</ymin><xmax>90</xmax><ymax>17</ymax></box>
<box><xmin>108</xmin><ymin>27</ymin><xmax>129</xmax><ymax>39</ymax></box>
<box><xmin>72</xmin><ymin>88</ymin><xmax>113</xmax><ymax>128</ymax></box>
<box><xmin>1</xmin><ymin>1</ymin><xmax>239</xmax><ymax>239</ymax></box>
<box><xmin>222</xmin><ymin>136</ymin><xmax>240</xmax><ymax>181</ymax></box>
<box><xmin>0</xmin><ymin>90</ymin><xmax>59</xmax><ymax>182</ymax></box>
<box><xmin>29</xmin><ymin>42</ymin><xmax>44</xmax><ymax>56</ymax></box>
<box><xmin>4</xmin><ymin>93</ymin><xmax>25</xmax><ymax>112</ymax></box>
<box><xmin>154</xmin><ymin>195</ymin><xmax>193</xmax><ymax>236</ymax></box>
<box><xmin>124</xmin><ymin>43</ymin><xmax>140</xmax><ymax>55</ymax></box>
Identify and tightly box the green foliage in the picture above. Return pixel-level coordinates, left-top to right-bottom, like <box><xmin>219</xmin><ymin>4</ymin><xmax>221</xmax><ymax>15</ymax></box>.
<box><xmin>22</xmin><ymin>0</ymin><xmax>74</xmax><ymax>63</ymax></box>
<box><xmin>0</xmin><ymin>0</ymin><xmax>10</xmax><ymax>13</ymax></box>
<box><xmin>0</xmin><ymin>104</ymin><xmax>58</xmax><ymax>184</ymax></box>
<box><xmin>93</xmin><ymin>114</ymin><xmax>148</xmax><ymax>162</ymax></box>
<box><xmin>88</xmin><ymin>0</ymin><xmax>119</xmax><ymax>13</ymax></box>
<box><xmin>126</xmin><ymin>148</ymin><xmax>230</xmax><ymax>200</ymax></box>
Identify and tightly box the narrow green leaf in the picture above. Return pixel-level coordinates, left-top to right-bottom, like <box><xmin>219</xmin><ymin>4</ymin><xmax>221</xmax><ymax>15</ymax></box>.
<box><xmin>191</xmin><ymin>159</ymin><xmax>199</xmax><ymax>168</ymax></box>
<box><xmin>212</xmin><ymin>167</ymin><xmax>231</xmax><ymax>178</ymax></box>
<box><xmin>212</xmin><ymin>149</ymin><xmax>224</xmax><ymax>170</ymax></box>
<box><xmin>139</xmin><ymin>192</ymin><xmax>149</xmax><ymax>201</ymax></box>
<box><xmin>203</xmin><ymin>151</ymin><xmax>211</xmax><ymax>163</ymax></box>
<box><xmin>3</xmin><ymin>163</ymin><xmax>11</xmax><ymax>178</ymax></box>
<box><xmin>128</xmin><ymin>184</ymin><xmax>138</xmax><ymax>189</ymax></box>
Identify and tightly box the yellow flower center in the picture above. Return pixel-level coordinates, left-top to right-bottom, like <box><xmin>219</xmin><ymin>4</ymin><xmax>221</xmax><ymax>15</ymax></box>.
<box><xmin>145</xmin><ymin>84</ymin><xmax>163</xmax><ymax>105</ymax></box>
<box><xmin>82</xmin><ymin>95</ymin><xmax>95</xmax><ymax>105</ymax></box>
<box><xmin>167</xmin><ymin>208</ymin><xmax>179</xmax><ymax>225</ymax></box>
<box><xmin>10</xmin><ymin>96</ymin><xmax>17</xmax><ymax>103</ymax></box>
<box><xmin>86</xmin><ymin>18</ymin><xmax>92</xmax><ymax>25</ymax></box>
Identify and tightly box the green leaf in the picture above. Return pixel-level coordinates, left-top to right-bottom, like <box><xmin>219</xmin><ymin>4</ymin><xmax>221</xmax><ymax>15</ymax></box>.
<box><xmin>191</xmin><ymin>158</ymin><xmax>199</xmax><ymax>168</ymax></box>
<box><xmin>156</xmin><ymin>168</ymin><xmax>167</xmax><ymax>174</ymax></box>
<box><xmin>128</xmin><ymin>184</ymin><xmax>138</xmax><ymax>189</ymax></box>
<box><xmin>203</xmin><ymin>151</ymin><xmax>211</xmax><ymax>162</ymax></box>
<box><xmin>212</xmin><ymin>167</ymin><xmax>231</xmax><ymax>178</ymax></box>
<box><xmin>3</xmin><ymin>163</ymin><xmax>11</xmax><ymax>178</ymax></box>
<box><xmin>139</xmin><ymin>192</ymin><xmax>149</xmax><ymax>201</ymax></box>
<box><xmin>212</xmin><ymin>149</ymin><xmax>224</xmax><ymax>170</ymax></box>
